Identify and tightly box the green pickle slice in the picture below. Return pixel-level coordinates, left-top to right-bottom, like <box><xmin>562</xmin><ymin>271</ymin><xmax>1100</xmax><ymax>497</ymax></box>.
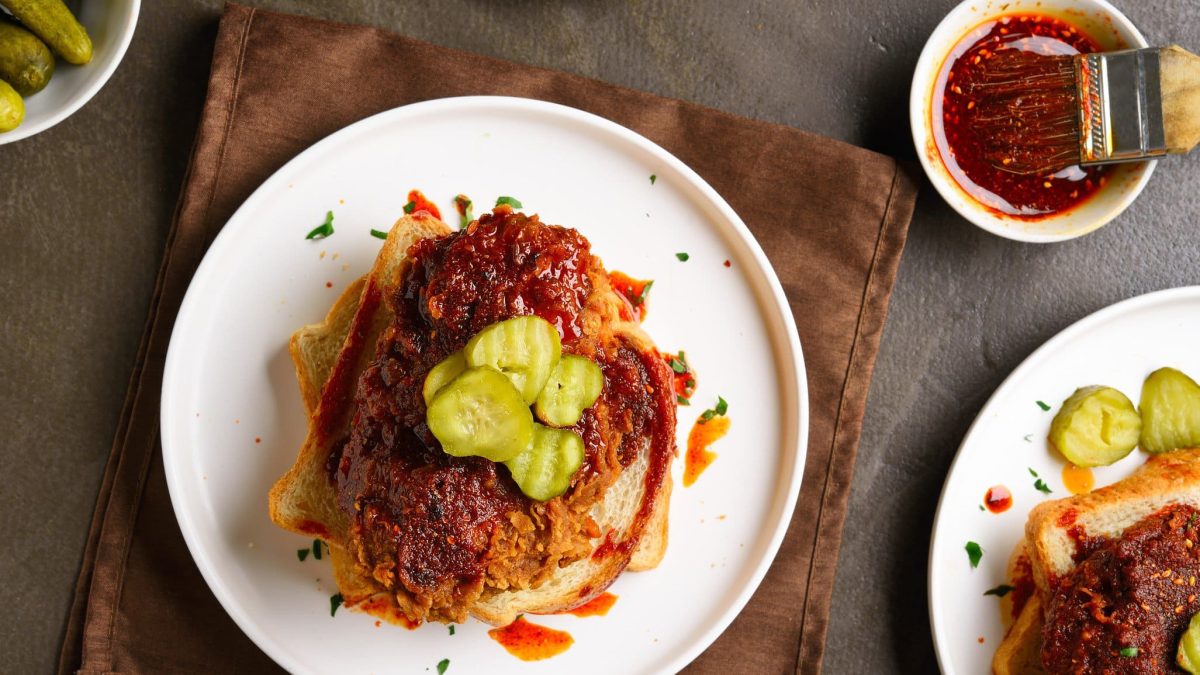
<box><xmin>465</xmin><ymin>315</ymin><xmax>562</xmax><ymax>403</ymax></box>
<box><xmin>1140</xmin><ymin>367</ymin><xmax>1200</xmax><ymax>454</ymax></box>
<box><xmin>1049</xmin><ymin>385</ymin><xmax>1141</xmax><ymax>467</ymax></box>
<box><xmin>422</xmin><ymin>350</ymin><xmax>467</xmax><ymax>406</ymax></box>
<box><xmin>504</xmin><ymin>424</ymin><xmax>585</xmax><ymax>501</ymax></box>
<box><xmin>534</xmin><ymin>355</ymin><xmax>604</xmax><ymax>427</ymax></box>
<box><xmin>426</xmin><ymin>367</ymin><xmax>533</xmax><ymax>462</ymax></box>
<box><xmin>1180</xmin><ymin>611</ymin><xmax>1200</xmax><ymax>673</ymax></box>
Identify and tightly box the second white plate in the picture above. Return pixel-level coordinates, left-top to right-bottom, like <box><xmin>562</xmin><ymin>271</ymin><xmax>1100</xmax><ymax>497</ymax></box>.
<box><xmin>929</xmin><ymin>286</ymin><xmax>1200</xmax><ymax>673</ymax></box>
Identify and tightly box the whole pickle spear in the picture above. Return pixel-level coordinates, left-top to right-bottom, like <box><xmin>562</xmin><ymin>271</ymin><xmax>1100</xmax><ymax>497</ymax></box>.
<box><xmin>0</xmin><ymin>22</ymin><xmax>55</xmax><ymax>95</ymax></box>
<box><xmin>0</xmin><ymin>79</ymin><xmax>24</xmax><ymax>132</ymax></box>
<box><xmin>0</xmin><ymin>0</ymin><xmax>93</xmax><ymax>65</ymax></box>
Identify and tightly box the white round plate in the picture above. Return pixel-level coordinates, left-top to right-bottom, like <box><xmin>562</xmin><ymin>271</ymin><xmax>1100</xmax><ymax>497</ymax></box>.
<box><xmin>162</xmin><ymin>96</ymin><xmax>808</xmax><ymax>674</ymax></box>
<box><xmin>929</xmin><ymin>286</ymin><xmax>1200</xmax><ymax>673</ymax></box>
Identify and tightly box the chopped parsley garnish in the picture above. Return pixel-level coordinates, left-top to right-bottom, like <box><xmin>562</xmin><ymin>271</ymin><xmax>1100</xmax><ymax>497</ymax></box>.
<box><xmin>330</xmin><ymin>593</ymin><xmax>344</xmax><ymax>617</ymax></box>
<box><xmin>305</xmin><ymin>211</ymin><xmax>335</xmax><ymax>240</ymax></box>
<box><xmin>495</xmin><ymin>196</ymin><xmax>523</xmax><ymax>209</ymax></box>
<box><xmin>649</xmin><ymin>174</ymin><xmax>657</xmax><ymax>185</ymax></box>
<box><xmin>677</xmin><ymin>395</ymin><xmax>691</xmax><ymax>406</ymax></box>
<box><xmin>965</xmin><ymin>541</ymin><xmax>983</xmax><ymax>568</ymax></box>
<box><xmin>700</xmin><ymin>396</ymin><xmax>728</xmax><ymax>423</ymax></box>
<box><xmin>1119</xmin><ymin>647</ymin><xmax>1138</xmax><ymax>658</ymax></box>
<box><xmin>1034</xmin><ymin>478</ymin><xmax>1053</xmax><ymax>495</ymax></box>
<box><xmin>448</xmin><ymin>625</ymin><xmax>456</xmax><ymax>636</ymax></box>
<box><xmin>668</xmin><ymin>351</ymin><xmax>689</xmax><ymax>374</ymax></box>
<box><xmin>675</xmin><ymin>252</ymin><xmax>689</xmax><ymax>261</ymax></box>
<box><xmin>978</xmin><ymin>504</ymin><xmax>985</xmax><ymax>512</ymax></box>
<box><xmin>984</xmin><ymin>584</ymin><xmax>1015</xmax><ymax>597</ymax></box>
<box><xmin>634</xmin><ymin>280</ymin><xmax>654</xmax><ymax>306</ymax></box>
<box><xmin>1023</xmin><ymin>434</ymin><xmax>1033</xmax><ymax>443</ymax></box>
<box><xmin>370</xmin><ymin>229</ymin><xmax>388</xmax><ymax>240</ymax></box>
<box><xmin>1036</xmin><ymin>400</ymin><xmax>1051</xmax><ymax>411</ymax></box>
<box><xmin>312</xmin><ymin>539</ymin><xmax>323</xmax><ymax>560</ymax></box>
<box><xmin>403</xmin><ymin>200</ymin><xmax>416</xmax><ymax>214</ymax></box>
<box><xmin>453</xmin><ymin>194</ymin><xmax>473</xmax><ymax>228</ymax></box>
<box><xmin>1028</xmin><ymin>467</ymin><xmax>1039</xmax><ymax>477</ymax></box>
<box><xmin>1189</xmin><ymin>514</ymin><xmax>1198</xmax><ymax>529</ymax></box>
<box><xmin>297</xmin><ymin>548</ymin><xmax>309</xmax><ymax>561</ymax></box>
<box><xmin>437</xmin><ymin>658</ymin><xmax>450</xmax><ymax>674</ymax></box>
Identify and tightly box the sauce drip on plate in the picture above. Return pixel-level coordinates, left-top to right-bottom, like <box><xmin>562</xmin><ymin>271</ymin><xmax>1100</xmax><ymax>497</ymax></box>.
<box><xmin>608</xmin><ymin>271</ymin><xmax>652</xmax><ymax>322</ymax></box>
<box><xmin>566</xmin><ymin>592</ymin><xmax>618</xmax><ymax>617</ymax></box>
<box><xmin>684</xmin><ymin>414</ymin><xmax>730</xmax><ymax>487</ymax></box>
<box><xmin>405</xmin><ymin>188</ymin><xmax>441</xmax><ymax>220</ymax></box>
<box><xmin>488</xmin><ymin>616</ymin><xmax>574</xmax><ymax>660</ymax></box>
<box><xmin>932</xmin><ymin>14</ymin><xmax>1111</xmax><ymax>218</ymax></box>
<box><xmin>984</xmin><ymin>484</ymin><xmax>1013</xmax><ymax>514</ymax></box>
<box><xmin>1062</xmin><ymin>463</ymin><xmax>1095</xmax><ymax>495</ymax></box>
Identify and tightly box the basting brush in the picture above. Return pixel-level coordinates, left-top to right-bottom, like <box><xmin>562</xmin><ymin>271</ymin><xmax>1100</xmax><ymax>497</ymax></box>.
<box><xmin>968</xmin><ymin>45</ymin><xmax>1200</xmax><ymax>175</ymax></box>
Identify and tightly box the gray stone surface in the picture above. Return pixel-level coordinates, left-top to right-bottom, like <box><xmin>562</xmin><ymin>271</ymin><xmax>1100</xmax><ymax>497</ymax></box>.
<box><xmin>1</xmin><ymin>0</ymin><xmax>1197</xmax><ymax>672</ymax></box>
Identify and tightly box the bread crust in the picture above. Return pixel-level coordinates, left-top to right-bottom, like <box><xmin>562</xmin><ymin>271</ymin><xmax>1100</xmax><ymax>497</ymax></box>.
<box><xmin>1025</xmin><ymin>448</ymin><xmax>1200</xmax><ymax>597</ymax></box>
<box><xmin>269</xmin><ymin>212</ymin><xmax>674</xmax><ymax>626</ymax></box>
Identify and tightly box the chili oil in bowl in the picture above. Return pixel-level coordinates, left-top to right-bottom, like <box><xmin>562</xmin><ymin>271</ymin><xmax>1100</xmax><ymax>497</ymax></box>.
<box><xmin>910</xmin><ymin>0</ymin><xmax>1154</xmax><ymax>243</ymax></box>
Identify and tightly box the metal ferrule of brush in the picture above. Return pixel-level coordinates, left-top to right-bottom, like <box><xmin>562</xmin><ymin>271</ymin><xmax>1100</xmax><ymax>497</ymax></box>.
<box><xmin>1075</xmin><ymin>48</ymin><xmax>1168</xmax><ymax>165</ymax></box>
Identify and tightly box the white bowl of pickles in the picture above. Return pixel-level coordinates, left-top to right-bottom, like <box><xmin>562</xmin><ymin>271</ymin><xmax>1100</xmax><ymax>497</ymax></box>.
<box><xmin>0</xmin><ymin>0</ymin><xmax>140</xmax><ymax>144</ymax></box>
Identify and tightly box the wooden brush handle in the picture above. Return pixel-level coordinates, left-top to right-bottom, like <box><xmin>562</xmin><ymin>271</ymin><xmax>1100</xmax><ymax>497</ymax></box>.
<box><xmin>1162</xmin><ymin>45</ymin><xmax>1200</xmax><ymax>153</ymax></box>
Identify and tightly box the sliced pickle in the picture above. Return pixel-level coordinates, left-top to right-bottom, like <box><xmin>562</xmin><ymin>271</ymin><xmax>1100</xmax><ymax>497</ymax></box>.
<box><xmin>465</xmin><ymin>315</ymin><xmax>562</xmax><ymax>403</ymax></box>
<box><xmin>1140</xmin><ymin>368</ymin><xmax>1200</xmax><ymax>454</ymax></box>
<box><xmin>504</xmin><ymin>424</ymin><xmax>585</xmax><ymax>501</ymax></box>
<box><xmin>427</xmin><ymin>367</ymin><xmax>533</xmax><ymax>462</ymax></box>
<box><xmin>1048</xmin><ymin>386</ymin><xmax>1141</xmax><ymax>467</ymax></box>
<box><xmin>534</xmin><ymin>355</ymin><xmax>604</xmax><ymax>427</ymax></box>
<box><xmin>1180</xmin><ymin>611</ymin><xmax>1200</xmax><ymax>673</ymax></box>
<box><xmin>422</xmin><ymin>350</ymin><xmax>467</xmax><ymax>406</ymax></box>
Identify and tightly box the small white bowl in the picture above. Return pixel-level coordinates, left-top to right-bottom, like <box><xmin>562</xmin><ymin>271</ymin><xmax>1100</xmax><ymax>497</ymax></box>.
<box><xmin>0</xmin><ymin>0</ymin><xmax>140</xmax><ymax>145</ymax></box>
<box><xmin>910</xmin><ymin>0</ymin><xmax>1154</xmax><ymax>243</ymax></box>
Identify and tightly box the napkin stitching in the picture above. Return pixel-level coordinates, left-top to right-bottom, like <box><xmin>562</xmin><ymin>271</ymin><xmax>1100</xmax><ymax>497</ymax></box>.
<box><xmin>200</xmin><ymin>7</ymin><xmax>256</xmax><ymax>239</ymax></box>
<box><xmin>794</xmin><ymin>161</ymin><xmax>905</xmax><ymax>674</ymax></box>
<box><xmin>87</xmin><ymin>7</ymin><xmax>258</xmax><ymax>670</ymax></box>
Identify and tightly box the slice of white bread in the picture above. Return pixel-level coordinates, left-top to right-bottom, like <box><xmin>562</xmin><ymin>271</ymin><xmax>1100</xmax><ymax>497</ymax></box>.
<box><xmin>1024</xmin><ymin>448</ymin><xmax>1200</xmax><ymax>597</ymax></box>
<box><xmin>270</xmin><ymin>212</ymin><xmax>672</xmax><ymax>626</ymax></box>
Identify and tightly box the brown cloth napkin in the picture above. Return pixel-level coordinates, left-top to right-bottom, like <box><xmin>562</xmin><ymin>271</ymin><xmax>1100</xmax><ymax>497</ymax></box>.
<box><xmin>58</xmin><ymin>5</ymin><xmax>917</xmax><ymax>674</ymax></box>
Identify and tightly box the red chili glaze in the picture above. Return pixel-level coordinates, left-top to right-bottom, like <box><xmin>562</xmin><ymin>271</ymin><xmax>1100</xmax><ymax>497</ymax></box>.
<box><xmin>324</xmin><ymin>209</ymin><xmax>676</xmax><ymax>622</ymax></box>
<box><xmin>350</xmin><ymin>596</ymin><xmax>420</xmax><ymax>630</ymax></box>
<box><xmin>295</xmin><ymin>519</ymin><xmax>331</xmax><ymax>538</ymax></box>
<box><xmin>932</xmin><ymin>14</ymin><xmax>1111</xmax><ymax>218</ymax></box>
<box><xmin>566</xmin><ymin>592</ymin><xmax>617</xmax><ymax>617</ymax></box>
<box><xmin>405</xmin><ymin>189</ymin><xmax>441</xmax><ymax>220</ymax></box>
<box><xmin>1066</xmin><ymin>524</ymin><xmax>1104</xmax><ymax>565</ymax></box>
<box><xmin>608</xmin><ymin>271</ymin><xmax>651</xmax><ymax>322</ymax></box>
<box><xmin>1009</xmin><ymin>552</ymin><xmax>1035</xmax><ymax>621</ymax></box>
<box><xmin>660</xmin><ymin>351</ymin><xmax>697</xmax><ymax>405</ymax></box>
<box><xmin>684</xmin><ymin>414</ymin><xmax>730</xmax><ymax>487</ymax></box>
<box><xmin>488</xmin><ymin>616</ymin><xmax>574</xmax><ymax>661</ymax></box>
<box><xmin>984</xmin><ymin>484</ymin><xmax>1013</xmax><ymax>513</ymax></box>
<box><xmin>722</xmin><ymin>259</ymin><xmax>731</xmax><ymax>268</ymax></box>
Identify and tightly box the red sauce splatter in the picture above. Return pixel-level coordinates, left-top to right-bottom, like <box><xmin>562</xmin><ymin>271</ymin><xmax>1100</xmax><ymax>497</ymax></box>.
<box><xmin>978</xmin><ymin>636</ymin><xmax>985</xmax><ymax>644</ymax></box>
<box><xmin>566</xmin><ymin>592</ymin><xmax>617</xmax><ymax>617</ymax></box>
<box><xmin>295</xmin><ymin>519</ymin><xmax>330</xmax><ymax>538</ymax></box>
<box><xmin>722</xmin><ymin>259</ymin><xmax>731</xmax><ymax>268</ymax></box>
<box><xmin>1056</xmin><ymin>507</ymin><xmax>1078</xmax><ymax>528</ymax></box>
<box><xmin>660</xmin><ymin>351</ymin><xmax>697</xmax><ymax>404</ymax></box>
<box><xmin>488</xmin><ymin>616</ymin><xmax>574</xmax><ymax>661</ymax></box>
<box><xmin>374</xmin><ymin>620</ymin><xmax>381</xmax><ymax>627</ymax></box>
<box><xmin>1009</xmin><ymin>552</ymin><xmax>1035</xmax><ymax>620</ymax></box>
<box><xmin>608</xmin><ymin>271</ymin><xmax>652</xmax><ymax>322</ymax></box>
<box><xmin>351</xmin><ymin>595</ymin><xmax>420</xmax><ymax>629</ymax></box>
<box><xmin>405</xmin><ymin>189</ymin><xmax>442</xmax><ymax>220</ymax></box>
<box><xmin>684</xmin><ymin>414</ymin><xmax>730</xmax><ymax>487</ymax></box>
<box><xmin>255</xmin><ymin>437</ymin><xmax>262</xmax><ymax>444</ymax></box>
<box><xmin>984</xmin><ymin>484</ymin><xmax>1013</xmax><ymax>513</ymax></box>
<box><xmin>325</xmin><ymin>281</ymin><xmax>333</xmax><ymax>288</ymax></box>
<box><xmin>932</xmin><ymin>14</ymin><xmax>1110</xmax><ymax>218</ymax></box>
<box><xmin>590</xmin><ymin>529</ymin><xmax>618</xmax><ymax>560</ymax></box>
<box><xmin>1062</xmin><ymin>463</ymin><xmax>1094</xmax><ymax>495</ymax></box>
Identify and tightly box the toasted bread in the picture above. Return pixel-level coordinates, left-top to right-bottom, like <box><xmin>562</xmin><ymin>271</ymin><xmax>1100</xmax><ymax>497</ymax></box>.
<box><xmin>1024</xmin><ymin>448</ymin><xmax>1200</xmax><ymax>597</ymax></box>
<box><xmin>269</xmin><ymin>212</ymin><xmax>672</xmax><ymax>626</ymax></box>
<box><xmin>993</xmin><ymin>593</ymin><xmax>1047</xmax><ymax>675</ymax></box>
